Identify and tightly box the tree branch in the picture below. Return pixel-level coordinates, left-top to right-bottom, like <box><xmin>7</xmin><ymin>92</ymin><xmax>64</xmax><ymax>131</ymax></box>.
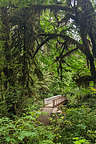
<box><xmin>56</xmin><ymin>47</ymin><xmax>78</xmax><ymax>62</ymax></box>
<box><xmin>30</xmin><ymin>5</ymin><xmax>74</xmax><ymax>13</ymax></box>
<box><xmin>32</xmin><ymin>33</ymin><xmax>85</xmax><ymax>59</ymax></box>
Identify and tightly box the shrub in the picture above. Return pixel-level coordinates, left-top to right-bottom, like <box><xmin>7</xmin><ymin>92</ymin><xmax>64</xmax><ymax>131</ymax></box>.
<box><xmin>0</xmin><ymin>110</ymin><xmax>55</xmax><ymax>144</ymax></box>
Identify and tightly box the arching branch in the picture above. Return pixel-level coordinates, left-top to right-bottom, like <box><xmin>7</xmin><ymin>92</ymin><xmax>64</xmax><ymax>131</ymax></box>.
<box><xmin>33</xmin><ymin>32</ymin><xmax>96</xmax><ymax>79</ymax></box>
<box><xmin>32</xmin><ymin>33</ymin><xmax>85</xmax><ymax>59</ymax></box>
<box><xmin>32</xmin><ymin>34</ymin><xmax>58</xmax><ymax>59</ymax></box>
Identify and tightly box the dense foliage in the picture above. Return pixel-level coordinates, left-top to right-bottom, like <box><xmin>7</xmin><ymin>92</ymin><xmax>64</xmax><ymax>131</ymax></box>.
<box><xmin>0</xmin><ymin>0</ymin><xmax>96</xmax><ymax>143</ymax></box>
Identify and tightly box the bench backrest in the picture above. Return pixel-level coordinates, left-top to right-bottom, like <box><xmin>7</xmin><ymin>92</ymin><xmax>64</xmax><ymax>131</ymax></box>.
<box><xmin>44</xmin><ymin>95</ymin><xmax>66</xmax><ymax>108</ymax></box>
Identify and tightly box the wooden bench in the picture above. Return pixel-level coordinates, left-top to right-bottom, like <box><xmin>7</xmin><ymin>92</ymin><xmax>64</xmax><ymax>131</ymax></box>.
<box><xmin>39</xmin><ymin>95</ymin><xmax>68</xmax><ymax>125</ymax></box>
<box><xmin>44</xmin><ymin>95</ymin><xmax>67</xmax><ymax>108</ymax></box>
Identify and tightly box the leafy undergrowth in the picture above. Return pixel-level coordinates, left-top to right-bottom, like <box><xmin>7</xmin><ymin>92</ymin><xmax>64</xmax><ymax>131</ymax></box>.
<box><xmin>51</xmin><ymin>105</ymin><xmax>96</xmax><ymax>144</ymax></box>
<box><xmin>0</xmin><ymin>102</ymin><xmax>96</xmax><ymax>144</ymax></box>
<box><xmin>0</xmin><ymin>110</ymin><xmax>55</xmax><ymax>144</ymax></box>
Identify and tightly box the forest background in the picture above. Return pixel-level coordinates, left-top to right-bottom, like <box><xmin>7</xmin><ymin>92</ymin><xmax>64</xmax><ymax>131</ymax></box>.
<box><xmin>0</xmin><ymin>0</ymin><xmax>96</xmax><ymax>143</ymax></box>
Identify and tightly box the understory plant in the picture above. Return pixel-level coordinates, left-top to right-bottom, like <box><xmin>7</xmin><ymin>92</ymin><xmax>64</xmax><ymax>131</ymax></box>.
<box><xmin>50</xmin><ymin>105</ymin><xmax>96</xmax><ymax>144</ymax></box>
<box><xmin>0</xmin><ymin>110</ymin><xmax>55</xmax><ymax>144</ymax></box>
